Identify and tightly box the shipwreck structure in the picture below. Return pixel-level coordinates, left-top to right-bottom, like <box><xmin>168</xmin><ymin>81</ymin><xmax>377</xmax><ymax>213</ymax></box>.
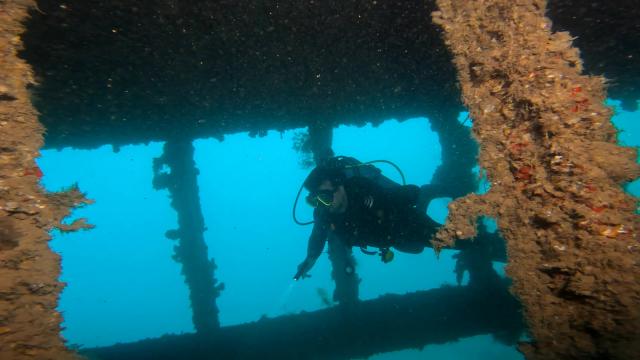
<box><xmin>0</xmin><ymin>0</ymin><xmax>638</xmax><ymax>359</ymax></box>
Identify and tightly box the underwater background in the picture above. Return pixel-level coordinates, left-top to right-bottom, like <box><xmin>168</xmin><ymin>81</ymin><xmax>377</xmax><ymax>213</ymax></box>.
<box><xmin>36</xmin><ymin>100</ymin><xmax>638</xmax><ymax>359</ymax></box>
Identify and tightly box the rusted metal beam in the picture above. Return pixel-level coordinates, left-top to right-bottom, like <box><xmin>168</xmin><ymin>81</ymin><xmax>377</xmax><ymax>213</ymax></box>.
<box><xmin>152</xmin><ymin>139</ymin><xmax>222</xmax><ymax>333</ymax></box>
<box><xmin>83</xmin><ymin>282</ymin><xmax>523</xmax><ymax>360</ymax></box>
<box><xmin>306</xmin><ymin>124</ymin><xmax>361</xmax><ymax>305</ymax></box>
<box><xmin>432</xmin><ymin>1</ymin><xmax>640</xmax><ymax>358</ymax></box>
<box><xmin>0</xmin><ymin>1</ymin><xmax>88</xmax><ymax>359</ymax></box>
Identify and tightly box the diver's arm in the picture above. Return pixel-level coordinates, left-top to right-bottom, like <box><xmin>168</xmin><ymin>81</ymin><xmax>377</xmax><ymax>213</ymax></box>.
<box><xmin>294</xmin><ymin>211</ymin><xmax>328</xmax><ymax>280</ymax></box>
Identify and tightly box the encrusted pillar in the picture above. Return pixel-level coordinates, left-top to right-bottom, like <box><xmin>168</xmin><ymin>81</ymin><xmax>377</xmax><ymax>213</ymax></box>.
<box><xmin>428</xmin><ymin>106</ymin><xmax>478</xmax><ymax>199</ymax></box>
<box><xmin>308</xmin><ymin>123</ymin><xmax>360</xmax><ymax>305</ymax></box>
<box><xmin>427</xmin><ymin>106</ymin><xmax>506</xmax><ymax>288</ymax></box>
<box><xmin>0</xmin><ymin>2</ymin><xmax>89</xmax><ymax>359</ymax></box>
<box><xmin>432</xmin><ymin>1</ymin><xmax>640</xmax><ymax>359</ymax></box>
<box><xmin>153</xmin><ymin>138</ymin><xmax>222</xmax><ymax>333</ymax></box>
<box><xmin>307</xmin><ymin>122</ymin><xmax>334</xmax><ymax>165</ymax></box>
<box><xmin>327</xmin><ymin>236</ymin><xmax>359</xmax><ymax>305</ymax></box>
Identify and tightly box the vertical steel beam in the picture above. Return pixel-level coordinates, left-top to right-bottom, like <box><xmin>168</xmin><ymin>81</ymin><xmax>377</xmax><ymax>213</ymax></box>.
<box><xmin>432</xmin><ymin>1</ymin><xmax>640</xmax><ymax>358</ymax></box>
<box><xmin>153</xmin><ymin>138</ymin><xmax>221</xmax><ymax>333</ymax></box>
<box><xmin>308</xmin><ymin>123</ymin><xmax>360</xmax><ymax>305</ymax></box>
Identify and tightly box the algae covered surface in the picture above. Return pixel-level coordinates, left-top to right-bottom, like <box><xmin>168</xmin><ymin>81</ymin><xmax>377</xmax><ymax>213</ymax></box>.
<box><xmin>432</xmin><ymin>1</ymin><xmax>640</xmax><ymax>359</ymax></box>
<box><xmin>0</xmin><ymin>0</ymin><xmax>639</xmax><ymax>359</ymax></box>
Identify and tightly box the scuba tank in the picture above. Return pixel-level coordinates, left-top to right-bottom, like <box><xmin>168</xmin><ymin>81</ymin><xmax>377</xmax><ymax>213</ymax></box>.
<box><xmin>320</xmin><ymin>156</ymin><xmax>403</xmax><ymax>189</ymax></box>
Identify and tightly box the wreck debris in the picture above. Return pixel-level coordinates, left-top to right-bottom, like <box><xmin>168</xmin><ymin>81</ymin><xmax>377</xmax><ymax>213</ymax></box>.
<box><xmin>0</xmin><ymin>1</ymin><xmax>88</xmax><ymax>359</ymax></box>
<box><xmin>432</xmin><ymin>0</ymin><xmax>640</xmax><ymax>359</ymax></box>
<box><xmin>152</xmin><ymin>139</ymin><xmax>222</xmax><ymax>333</ymax></box>
<box><xmin>307</xmin><ymin>123</ymin><xmax>361</xmax><ymax>305</ymax></box>
<box><xmin>85</xmin><ymin>281</ymin><xmax>524</xmax><ymax>359</ymax></box>
<box><xmin>428</xmin><ymin>107</ymin><xmax>479</xmax><ymax>199</ymax></box>
<box><xmin>1</xmin><ymin>0</ymin><xmax>637</xmax><ymax>358</ymax></box>
<box><xmin>426</xmin><ymin>106</ymin><xmax>509</xmax><ymax>290</ymax></box>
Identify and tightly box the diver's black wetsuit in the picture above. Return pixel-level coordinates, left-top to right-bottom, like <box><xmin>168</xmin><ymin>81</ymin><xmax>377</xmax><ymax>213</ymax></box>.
<box><xmin>304</xmin><ymin>176</ymin><xmax>441</xmax><ymax>265</ymax></box>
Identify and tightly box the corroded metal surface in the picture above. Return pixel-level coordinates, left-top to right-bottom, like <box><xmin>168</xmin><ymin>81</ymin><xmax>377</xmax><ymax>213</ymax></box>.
<box><xmin>432</xmin><ymin>0</ymin><xmax>640</xmax><ymax>358</ymax></box>
<box><xmin>152</xmin><ymin>139</ymin><xmax>222</xmax><ymax>333</ymax></box>
<box><xmin>84</xmin><ymin>283</ymin><xmax>522</xmax><ymax>360</ymax></box>
<box><xmin>18</xmin><ymin>0</ymin><xmax>638</xmax><ymax>149</ymax></box>
<box><xmin>2</xmin><ymin>0</ymin><xmax>638</xmax><ymax>358</ymax></box>
<box><xmin>0</xmin><ymin>1</ymin><xmax>88</xmax><ymax>358</ymax></box>
<box><xmin>23</xmin><ymin>0</ymin><xmax>460</xmax><ymax>149</ymax></box>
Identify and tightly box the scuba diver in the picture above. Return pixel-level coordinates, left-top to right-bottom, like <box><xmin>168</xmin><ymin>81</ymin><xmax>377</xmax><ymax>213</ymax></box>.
<box><xmin>293</xmin><ymin>156</ymin><xmax>443</xmax><ymax>280</ymax></box>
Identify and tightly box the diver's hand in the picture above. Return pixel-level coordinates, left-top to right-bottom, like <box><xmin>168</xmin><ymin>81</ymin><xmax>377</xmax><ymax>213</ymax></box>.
<box><xmin>293</xmin><ymin>260</ymin><xmax>312</xmax><ymax>281</ymax></box>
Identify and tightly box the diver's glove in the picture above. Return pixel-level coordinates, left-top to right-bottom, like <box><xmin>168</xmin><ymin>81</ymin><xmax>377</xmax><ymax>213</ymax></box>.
<box><xmin>293</xmin><ymin>259</ymin><xmax>313</xmax><ymax>281</ymax></box>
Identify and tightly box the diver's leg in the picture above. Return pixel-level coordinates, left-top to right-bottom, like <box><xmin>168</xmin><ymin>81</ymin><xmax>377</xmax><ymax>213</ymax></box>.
<box><xmin>327</xmin><ymin>235</ymin><xmax>359</xmax><ymax>304</ymax></box>
<box><xmin>393</xmin><ymin>226</ymin><xmax>436</xmax><ymax>253</ymax></box>
<box><xmin>391</xmin><ymin>213</ymin><xmax>437</xmax><ymax>254</ymax></box>
<box><xmin>417</xmin><ymin>183</ymin><xmax>448</xmax><ymax>213</ymax></box>
<box><xmin>393</xmin><ymin>241</ymin><xmax>425</xmax><ymax>254</ymax></box>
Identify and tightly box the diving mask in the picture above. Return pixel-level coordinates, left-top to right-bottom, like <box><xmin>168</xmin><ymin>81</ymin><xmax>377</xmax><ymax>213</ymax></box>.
<box><xmin>306</xmin><ymin>188</ymin><xmax>336</xmax><ymax>208</ymax></box>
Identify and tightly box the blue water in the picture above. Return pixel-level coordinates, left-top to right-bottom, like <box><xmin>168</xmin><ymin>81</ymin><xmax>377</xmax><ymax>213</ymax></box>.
<box><xmin>37</xmin><ymin>102</ymin><xmax>639</xmax><ymax>358</ymax></box>
<box><xmin>608</xmin><ymin>99</ymin><xmax>640</xmax><ymax>195</ymax></box>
